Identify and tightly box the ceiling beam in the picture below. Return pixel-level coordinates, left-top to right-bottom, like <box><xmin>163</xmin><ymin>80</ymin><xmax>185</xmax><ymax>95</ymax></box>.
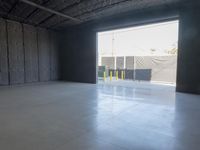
<box><xmin>24</xmin><ymin>0</ymin><xmax>51</xmax><ymax>20</ymax></box>
<box><xmin>7</xmin><ymin>0</ymin><xmax>19</xmax><ymax>14</ymax></box>
<box><xmin>48</xmin><ymin>0</ymin><xmax>133</xmax><ymax>28</ymax></box>
<box><xmin>19</xmin><ymin>0</ymin><xmax>81</xmax><ymax>23</ymax></box>
<box><xmin>38</xmin><ymin>1</ymin><xmax>82</xmax><ymax>25</ymax></box>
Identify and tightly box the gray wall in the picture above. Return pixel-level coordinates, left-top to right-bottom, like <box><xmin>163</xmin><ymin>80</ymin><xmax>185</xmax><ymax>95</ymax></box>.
<box><xmin>7</xmin><ymin>20</ymin><xmax>25</xmax><ymax>84</ymax></box>
<box><xmin>102</xmin><ymin>57</ymin><xmax>115</xmax><ymax>69</ymax></box>
<box><xmin>59</xmin><ymin>2</ymin><xmax>200</xmax><ymax>94</ymax></box>
<box><xmin>60</xmin><ymin>27</ymin><xmax>96</xmax><ymax>83</ymax></box>
<box><xmin>23</xmin><ymin>24</ymin><xmax>38</xmax><ymax>83</ymax></box>
<box><xmin>102</xmin><ymin>56</ymin><xmax>177</xmax><ymax>83</ymax></box>
<box><xmin>38</xmin><ymin>27</ymin><xmax>51</xmax><ymax>82</ymax></box>
<box><xmin>0</xmin><ymin>18</ymin><xmax>60</xmax><ymax>86</ymax></box>
<box><xmin>116</xmin><ymin>57</ymin><xmax>124</xmax><ymax>69</ymax></box>
<box><xmin>126</xmin><ymin>56</ymin><xmax>134</xmax><ymax>69</ymax></box>
<box><xmin>60</xmin><ymin>6</ymin><xmax>177</xmax><ymax>84</ymax></box>
<box><xmin>50</xmin><ymin>31</ymin><xmax>60</xmax><ymax>81</ymax></box>
<box><xmin>135</xmin><ymin>56</ymin><xmax>177</xmax><ymax>83</ymax></box>
<box><xmin>0</xmin><ymin>18</ymin><xmax>9</xmax><ymax>85</ymax></box>
<box><xmin>176</xmin><ymin>4</ymin><xmax>200</xmax><ymax>94</ymax></box>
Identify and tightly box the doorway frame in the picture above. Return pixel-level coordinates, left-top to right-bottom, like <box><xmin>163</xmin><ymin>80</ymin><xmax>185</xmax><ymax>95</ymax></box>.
<box><xmin>95</xmin><ymin>18</ymin><xmax>180</xmax><ymax>85</ymax></box>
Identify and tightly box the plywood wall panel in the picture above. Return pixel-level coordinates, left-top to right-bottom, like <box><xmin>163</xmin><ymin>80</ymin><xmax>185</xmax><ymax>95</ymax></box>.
<box><xmin>0</xmin><ymin>18</ymin><xmax>9</xmax><ymax>85</ymax></box>
<box><xmin>38</xmin><ymin>28</ymin><xmax>50</xmax><ymax>81</ymax></box>
<box><xmin>7</xmin><ymin>20</ymin><xmax>24</xmax><ymax>84</ymax></box>
<box><xmin>23</xmin><ymin>24</ymin><xmax>39</xmax><ymax>83</ymax></box>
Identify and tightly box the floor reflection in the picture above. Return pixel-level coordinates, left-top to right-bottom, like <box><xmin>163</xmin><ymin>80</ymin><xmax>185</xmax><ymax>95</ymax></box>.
<box><xmin>0</xmin><ymin>82</ymin><xmax>199</xmax><ymax>150</ymax></box>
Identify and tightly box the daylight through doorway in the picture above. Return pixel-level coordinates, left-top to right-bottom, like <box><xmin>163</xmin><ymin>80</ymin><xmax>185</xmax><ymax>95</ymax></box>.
<box><xmin>97</xmin><ymin>20</ymin><xmax>179</xmax><ymax>86</ymax></box>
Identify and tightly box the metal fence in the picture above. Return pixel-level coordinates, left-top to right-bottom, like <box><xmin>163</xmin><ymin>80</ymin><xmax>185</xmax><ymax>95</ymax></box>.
<box><xmin>100</xmin><ymin>56</ymin><xmax>177</xmax><ymax>83</ymax></box>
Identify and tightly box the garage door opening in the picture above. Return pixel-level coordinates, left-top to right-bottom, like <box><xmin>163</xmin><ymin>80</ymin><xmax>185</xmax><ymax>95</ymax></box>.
<box><xmin>97</xmin><ymin>20</ymin><xmax>179</xmax><ymax>87</ymax></box>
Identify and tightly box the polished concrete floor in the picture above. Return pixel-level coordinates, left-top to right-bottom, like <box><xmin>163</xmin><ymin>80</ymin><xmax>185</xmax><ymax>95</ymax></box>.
<box><xmin>0</xmin><ymin>81</ymin><xmax>200</xmax><ymax>150</ymax></box>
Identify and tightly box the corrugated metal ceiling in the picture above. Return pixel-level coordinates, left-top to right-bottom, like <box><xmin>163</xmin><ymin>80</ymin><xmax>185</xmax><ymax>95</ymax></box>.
<box><xmin>0</xmin><ymin>0</ymin><xmax>180</xmax><ymax>29</ymax></box>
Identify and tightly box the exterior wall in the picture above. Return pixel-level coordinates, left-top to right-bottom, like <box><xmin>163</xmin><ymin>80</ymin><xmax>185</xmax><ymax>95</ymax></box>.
<box><xmin>102</xmin><ymin>56</ymin><xmax>177</xmax><ymax>83</ymax></box>
<box><xmin>102</xmin><ymin>57</ymin><xmax>115</xmax><ymax>69</ymax></box>
<box><xmin>0</xmin><ymin>18</ymin><xmax>60</xmax><ymax>85</ymax></box>
<box><xmin>135</xmin><ymin>56</ymin><xmax>177</xmax><ymax>82</ymax></box>
<box><xmin>126</xmin><ymin>56</ymin><xmax>134</xmax><ymax>69</ymax></box>
<box><xmin>116</xmin><ymin>57</ymin><xmax>124</xmax><ymax>69</ymax></box>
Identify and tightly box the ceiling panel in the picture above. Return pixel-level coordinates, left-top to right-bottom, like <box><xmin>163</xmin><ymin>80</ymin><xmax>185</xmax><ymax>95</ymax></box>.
<box><xmin>0</xmin><ymin>0</ymin><xmax>180</xmax><ymax>29</ymax></box>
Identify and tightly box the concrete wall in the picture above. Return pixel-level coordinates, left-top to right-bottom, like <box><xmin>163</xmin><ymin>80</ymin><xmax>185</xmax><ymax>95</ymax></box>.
<box><xmin>59</xmin><ymin>3</ymin><xmax>200</xmax><ymax>94</ymax></box>
<box><xmin>7</xmin><ymin>20</ymin><xmax>25</xmax><ymax>84</ymax></box>
<box><xmin>59</xmin><ymin>5</ymin><xmax>178</xmax><ymax>84</ymax></box>
<box><xmin>0</xmin><ymin>18</ymin><xmax>9</xmax><ymax>85</ymax></box>
<box><xmin>0</xmin><ymin>18</ymin><xmax>60</xmax><ymax>86</ymax></box>
<box><xmin>23</xmin><ymin>24</ymin><xmax>38</xmax><ymax>83</ymax></box>
<box><xmin>50</xmin><ymin>31</ymin><xmax>60</xmax><ymax>81</ymax></box>
<box><xmin>176</xmin><ymin>4</ymin><xmax>200</xmax><ymax>94</ymax></box>
<box><xmin>60</xmin><ymin>27</ymin><xmax>96</xmax><ymax>83</ymax></box>
<box><xmin>38</xmin><ymin>28</ymin><xmax>51</xmax><ymax>82</ymax></box>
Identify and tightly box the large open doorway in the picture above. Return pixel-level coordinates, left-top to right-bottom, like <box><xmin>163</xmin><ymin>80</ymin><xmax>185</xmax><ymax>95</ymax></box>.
<box><xmin>97</xmin><ymin>20</ymin><xmax>179</xmax><ymax>88</ymax></box>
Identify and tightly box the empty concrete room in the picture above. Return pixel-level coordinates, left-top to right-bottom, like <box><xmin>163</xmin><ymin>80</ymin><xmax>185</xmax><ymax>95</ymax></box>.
<box><xmin>0</xmin><ymin>0</ymin><xmax>200</xmax><ymax>150</ymax></box>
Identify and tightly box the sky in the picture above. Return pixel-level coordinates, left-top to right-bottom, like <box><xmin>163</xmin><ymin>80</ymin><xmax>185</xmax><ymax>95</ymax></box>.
<box><xmin>98</xmin><ymin>20</ymin><xmax>179</xmax><ymax>57</ymax></box>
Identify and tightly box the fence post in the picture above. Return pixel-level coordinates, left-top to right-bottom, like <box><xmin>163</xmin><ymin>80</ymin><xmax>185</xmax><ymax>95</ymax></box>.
<box><xmin>110</xmin><ymin>71</ymin><xmax>112</xmax><ymax>81</ymax></box>
<box><xmin>116</xmin><ymin>71</ymin><xmax>118</xmax><ymax>80</ymax></box>
<box><xmin>103</xmin><ymin>72</ymin><xmax>106</xmax><ymax>81</ymax></box>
